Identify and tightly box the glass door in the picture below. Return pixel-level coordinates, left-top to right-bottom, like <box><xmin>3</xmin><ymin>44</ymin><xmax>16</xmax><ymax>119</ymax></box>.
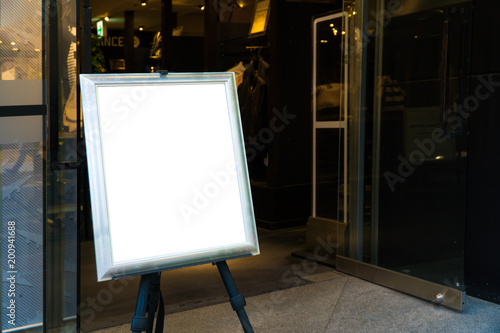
<box><xmin>337</xmin><ymin>0</ymin><xmax>471</xmax><ymax>311</ymax></box>
<box><xmin>375</xmin><ymin>4</ymin><xmax>470</xmax><ymax>288</ymax></box>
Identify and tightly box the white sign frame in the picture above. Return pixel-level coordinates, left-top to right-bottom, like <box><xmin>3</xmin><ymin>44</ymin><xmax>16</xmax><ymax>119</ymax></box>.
<box><xmin>80</xmin><ymin>72</ymin><xmax>259</xmax><ymax>281</ymax></box>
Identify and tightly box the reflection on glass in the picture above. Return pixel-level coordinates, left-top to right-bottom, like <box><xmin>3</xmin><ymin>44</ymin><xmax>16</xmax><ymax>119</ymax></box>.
<box><xmin>374</xmin><ymin>5</ymin><xmax>468</xmax><ymax>289</ymax></box>
<box><xmin>0</xmin><ymin>0</ymin><xmax>78</xmax><ymax>330</ymax></box>
<box><xmin>2</xmin><ymin>141</ymin><xmax>44</xmax><ymax>330</ymax></box>
<box><xmin>0</xmin><ymin>1</ymin><xmax>43</xmax><ymax>81</ymax></box>
<box><xmin>315</xmin><ymin>16</ymin><xmax>343</xmax><ymax>122</ymax></box>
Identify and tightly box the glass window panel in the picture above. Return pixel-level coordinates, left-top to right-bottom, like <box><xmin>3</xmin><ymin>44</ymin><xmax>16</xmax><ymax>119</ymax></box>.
<box><xmin>0</xmin><ymin>0</ymin><xmax>44</xmax><ymax>106</ymax></box>
<box><xmin>1</xmin><ymin>129</ymin><xmax>44</xmax><ymax>331</ymax></box>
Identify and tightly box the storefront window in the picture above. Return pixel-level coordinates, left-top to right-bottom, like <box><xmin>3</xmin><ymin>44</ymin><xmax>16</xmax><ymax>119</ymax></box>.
<box><xmin>1</xmin><ymin>0</ymin><xmax>78</xmax><ymax>331</ymax></box>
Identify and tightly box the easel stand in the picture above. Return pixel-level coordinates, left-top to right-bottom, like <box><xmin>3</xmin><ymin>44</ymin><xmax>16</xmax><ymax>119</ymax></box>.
<box><xmin>131</xmin><ymin>272</ymin><xmax>164</xmax><ymax>333</ymax></box>
<box><xmin>130</xmin><ymin>260</ymin><xmax>254</xmax><ymax>333</ymax></box>
<box><xmin>215</xmin><ymin>261</ymin><xmax>254</xmax><ymax>333</ymax></box>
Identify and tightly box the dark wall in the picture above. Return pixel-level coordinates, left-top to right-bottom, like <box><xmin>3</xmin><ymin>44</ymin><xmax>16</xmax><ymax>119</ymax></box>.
<box><xmin>465</xmin><ymin>0</ymin><xmax>500</xmax><ymax>304</ymax></box>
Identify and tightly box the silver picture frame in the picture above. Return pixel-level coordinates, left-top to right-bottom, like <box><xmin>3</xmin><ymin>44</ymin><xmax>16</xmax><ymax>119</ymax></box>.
<box><xmin>80</xmin><ymin>72</ymin><xmax>259</xmax><ymax>281</ymax></box>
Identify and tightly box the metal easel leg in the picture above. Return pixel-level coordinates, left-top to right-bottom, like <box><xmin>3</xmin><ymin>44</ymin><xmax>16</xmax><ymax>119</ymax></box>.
<box><xmin>131</xmin><ymin>273</ymin><xmax>162</xmax><ymax>333</ymax></box>
<box><xmin>215</xmin><ymin>261</ymin><xmax>254</xmax><ymax>333</ymax></box>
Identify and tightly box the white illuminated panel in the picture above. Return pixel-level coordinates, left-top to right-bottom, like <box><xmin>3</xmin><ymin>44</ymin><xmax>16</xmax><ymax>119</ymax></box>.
<box><xmin>80</xmin><ymin>73</ymin><xmax>259</xmax><ymax>281</ymax></box>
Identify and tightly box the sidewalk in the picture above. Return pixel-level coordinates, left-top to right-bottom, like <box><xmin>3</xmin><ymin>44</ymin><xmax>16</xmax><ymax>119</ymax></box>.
<box><xmin>91</xmin><ymin>270</ymin><xmax>500</xmax><ymax>333</ymax></box>
<box><xmin>82</xmin><ymin>225</ymin><xmax>500</xmax><ymax>333</ymax></box>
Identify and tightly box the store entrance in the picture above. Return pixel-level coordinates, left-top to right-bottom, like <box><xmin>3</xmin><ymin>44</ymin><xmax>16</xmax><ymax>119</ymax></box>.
<box><xmin>338</xmin><ymin>0</ymin><xmax>472</xmax><ymax>310</ymax></box>
<box><xmin>79</xmin><ymin>0</ymin><xmax>342</xmax><ymax>331</ymax></box>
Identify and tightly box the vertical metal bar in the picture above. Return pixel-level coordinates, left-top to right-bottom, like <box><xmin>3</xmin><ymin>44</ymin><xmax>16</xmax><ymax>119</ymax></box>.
<box><xmin>46</xmin><ymin>0</ymin><xmax>64</xmax><ymax>330</ymax></box>
<box><xmin>48</xmin><ymin>0</ymin><xmax>60</xmax><ymax>167</ymax></box>
<box><xmin>347</xmin><ymin>0</ymin><xmax>368</xmax><ymax>261</ymax></box>
<box><xmin>80</xmin><ymin>0</ymin><xmax>92</xmax><ymax>74</ymax></box>
<box><xmin>342</xmin><ymin>10</ymin><xmax>348</xmax><ymax>228</ymax></box>
<box><xmin>312</xmin><ymin>17</ymin><xmax>317</xmax><ymax>217</ymax></box>
<box><xmin>78</xmin><ymin>1</ymin><xmax>91</xmax><ymax>330</ymax></box>
<box><xmin>370</xmin><ymin>0</ymin><xmax>385</xmax><ymax>266</ymax></box>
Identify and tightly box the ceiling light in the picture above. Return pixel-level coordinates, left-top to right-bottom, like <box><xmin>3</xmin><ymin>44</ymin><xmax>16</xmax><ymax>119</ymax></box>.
<box><xmin>139</xmin><ymin>26</ymin><xmax>144</xmax><ymax>31</ymax></box>
<box><xmin>141</xmin><ymin>0</ymin><xmax>147</xmax><ymax>6</ymax></box>
<box><xmin>199</xmin><ymin>5</ymin><xmax>205</xmax><ymax>10</ymax></box>
<box><xmin>11</xmin><ymin>42</ymin><xmax>16</xmax><ymax>45</ymax></box>
<box><xmin>104</xmin><ymin>16</ymin><xmax>110</xmax><ymax>22</ymax></box>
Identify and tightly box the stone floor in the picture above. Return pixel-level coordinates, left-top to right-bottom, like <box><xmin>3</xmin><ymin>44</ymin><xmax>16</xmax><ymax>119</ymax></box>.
<box><xmin>81</xmin><ymin>227</ymin><xmax>500</xmax><ymax>333</ymax></box>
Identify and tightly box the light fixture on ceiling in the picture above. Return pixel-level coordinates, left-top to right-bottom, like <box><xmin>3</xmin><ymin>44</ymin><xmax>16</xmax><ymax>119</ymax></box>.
<box><xmin>141</xmin><ymin>0</ymin><xmax>147</xmax><ymax>6</ymax></box>
<box><xmin>199</xmin><ymin>5</ymin><xmax>205</xmax><ymax>10</ymax></box>
<box><xmin>139</xmin><ymin>26</ymin><xmax>144</xmax><ymax>31</ymax></box>
<box><xmin>104</xmin><ymin>16</ymin><xmax>110</xmax><ymax>21</ymax></box>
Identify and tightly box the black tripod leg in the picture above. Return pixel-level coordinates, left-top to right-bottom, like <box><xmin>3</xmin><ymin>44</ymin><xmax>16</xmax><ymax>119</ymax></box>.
<box><xmin>131</xmin><ymin>273</ymin><xmax>161</xmax><ymax>333</ymax></box>
<box><xmin>216</xmin><ymin>261</ymin><xmax>254</xmax><ymax>333</ymax></box>
<box><xmin>146</xmin><ymin>273</ymin><xmax>162</xmax><ymax>333</ymax></box>
<box><xmin>131</xmin><ymin>274</ymin><xmax>153</xmax><ymax>332</ymax></box>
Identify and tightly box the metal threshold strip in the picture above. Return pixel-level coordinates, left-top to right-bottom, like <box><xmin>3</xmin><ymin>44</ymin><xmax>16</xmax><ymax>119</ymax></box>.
<box><xmin>336</xmin><ymin>256</ymin><xmax>466</xmax><ymax>311</ymax></box>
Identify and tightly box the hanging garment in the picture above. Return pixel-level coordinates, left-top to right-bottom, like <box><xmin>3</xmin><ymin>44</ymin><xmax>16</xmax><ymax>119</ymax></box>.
<box><xmin>227</xmin><ymin>61</ymin><xmax>247</xmax><ymax>87</ymax></box>
<box><xmin>238</xmin><ymin>64</ymin><xmax>268</xmax><ymax>180</ymax></box>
